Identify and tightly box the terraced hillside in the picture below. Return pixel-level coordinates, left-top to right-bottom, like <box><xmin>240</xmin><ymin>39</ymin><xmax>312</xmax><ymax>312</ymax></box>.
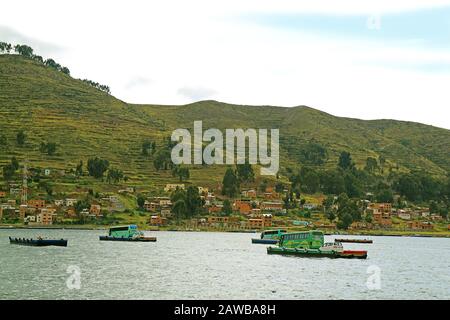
<box><xmin>0</xmin><ymin>54</ymin><xmax>449</xmax><ymax>193</ymax></box>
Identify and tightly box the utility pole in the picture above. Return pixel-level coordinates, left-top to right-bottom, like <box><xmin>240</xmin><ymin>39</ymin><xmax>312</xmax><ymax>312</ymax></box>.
<box><xmin>21</xmin><ymin>161</ymin><xmax>28</xmax><ymax>205</ymax></box>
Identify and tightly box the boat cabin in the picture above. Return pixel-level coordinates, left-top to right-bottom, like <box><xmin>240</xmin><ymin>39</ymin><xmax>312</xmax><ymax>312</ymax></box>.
<box><xmin>279</xmin><ymin>230</ymin><xmax>324</xmax><ymax>249</ymax></box>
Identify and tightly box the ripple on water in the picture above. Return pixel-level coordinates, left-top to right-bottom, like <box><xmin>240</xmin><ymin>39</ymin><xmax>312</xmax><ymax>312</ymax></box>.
<box><xmin>0</xmin><ymin>230</ymin><xmax>449</xmax><ymax>300</ymax></box>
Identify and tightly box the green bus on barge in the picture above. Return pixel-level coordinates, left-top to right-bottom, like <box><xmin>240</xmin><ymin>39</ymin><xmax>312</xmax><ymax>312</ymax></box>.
<box><xmin>99</xmin><ymin>225</ymin><xmax>157</xmax><ymax>242</ymax></box>
<box><xmin>267</xmin><ymin>230</ymin><xmax>367</xmax><ymax>259</ymax></box>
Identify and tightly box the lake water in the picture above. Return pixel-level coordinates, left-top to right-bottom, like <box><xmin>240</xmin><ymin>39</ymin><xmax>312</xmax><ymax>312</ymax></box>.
<box><xmin>0</xmin><ymin>229</ymin><xmax>449</xmax><ymax>300</ymax></box>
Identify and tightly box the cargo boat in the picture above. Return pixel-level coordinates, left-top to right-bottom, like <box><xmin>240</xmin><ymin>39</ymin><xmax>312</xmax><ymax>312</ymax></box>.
<box><xmin>267</xmin><ymin>230</ymin><xmax>367</xmax><ymax>259</ymax></box>
<box><xmin>99</xmin><ymin>225</ymin><xmax>156</xmax><ymax>242</ymax></box>
<box><xmin>9</xmin><ymin>237</ymin><xmax>68</xmax><ymax>247</ymax></box>
<box><xmin>252</xmin><ymin>229</ymin><xmax>286</xmax><ymax>245</ymax></box>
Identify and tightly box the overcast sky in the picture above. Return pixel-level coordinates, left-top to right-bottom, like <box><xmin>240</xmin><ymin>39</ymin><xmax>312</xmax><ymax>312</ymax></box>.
<box><xmin>1</xmin><ymin>0</ymin><xmax>450</xmax><ymax>129</ymax></box>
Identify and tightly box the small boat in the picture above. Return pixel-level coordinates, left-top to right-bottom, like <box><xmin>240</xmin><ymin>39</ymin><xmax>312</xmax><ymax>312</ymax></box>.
<box><xmin>335</xmin><ymin>238</ymin><xmax>373</xmax><ymax>244</ymax></box>
<box><xmin>9</xmin><ymin>237</ymin><xmax>68</xmax><ymax>247</ymax></box>
<box><xmin>99</xmin><ymin>225</ymin><xmax>157</xmax><ymax>242</ymax></box>
<box><xmin>267</xmin><ymin>230</ymin><xmax>367</xmax><ymax>259</ymax></box>
<box><xmin>252</xmin><ymin>229</ymin><xmax>286</xmax><ymax>245</ymax></box>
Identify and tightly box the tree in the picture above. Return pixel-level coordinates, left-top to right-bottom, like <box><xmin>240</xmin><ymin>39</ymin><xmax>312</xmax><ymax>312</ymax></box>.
<box><xmin>75</xmin><ymin>199</ymin><xmax>90</xmax><ymax>214</ymax></box>
<box><xmin>335</xmin><ymin>193</ymin><xmax>362</xmax><ymax>228</ymax></box>
<box><xmin>429</xmin><ymin>201</ymin><xmax>439</xmax><ymax>214</ymax></box>
<box><xmin>275</xmin><ymin>182</ymin><xmax>284</xmax><ymax>193</ymax></box>
<box><xmin>172</xmin><ymin>166</ymin><xmax>190</xmax><ymax>182</ymax></box>
<box><xmin>39</xmin><ymin>181</ymin><xmax>53</xmax><ymax>197</ymax></box>
<box><xmin>141</xmin><ymin>141</ymin><xmax>155</xmax><ymax>156</ymax></box>
<box><xmin>299</xmin><ymin>142</ymin><xmax>328</xmax><ymax>165</ymax></box>
<box><xmin>10</xmin><ymin>157</ymin><xmax>19</xmax><ymax>171</ymax></box>
<box><xmin>16</xmin><ymin>130</ymin><xmax>26</xmax><ymax>146</ymax></box>
<box><xmin>325</xmin><ymin>209</ymin><xmax>336</xmax><ymax>223</ymax></box>
<box><xmin>338</xmin><ymin>151</ymin><xmax>354</xmax><ymax>171</ymax></box>
<box><xmin>75</xmin><ymin>161</ymin><xmax>83</xmax><ymax>176</ymax></box>
<box><xmin>222</xmin><ymin>167</ymin><xmax>239</xmax><ymax>197</ymax></box>
<box><xmin>82</xmin><ymin>79</ymin><xmax>111</xmax><ymax>94</ymax></box>
<box><xmin>185</xmin><ymin>186</ymin><xmax>202</xmax><ymax>216</ymax></box>
<box><xmin>87</xmin><ymin>157</ymin><xmax>110</xmax><ymax>179</ymax></box>
<box><xmin>236</xmin><ymin>163</ymin><xmax>255</xmax><ymax>183</ymax></box>
<box><xmin>2</xmin><ymin>164</ymin><xmax>15</xmax><ymax>181</ymax></box>
<box><xmin>39</xmin><ymin>142</ymin><xmax>57</xmax><ymax>155</ymax></box>
<box><xmin>137</xmin><ymin>194</ymin><xmax>146</xmax><ymax>210</ymax></box>
<box><xmin>320</xmin><ymin>170</ymin><xmax>346</xmax><ymax>195</ymax></box>
<box><xmin>153</xmin><ymin>148</ymin><xmax>172</xmax><ymax>170</ymax></box>
<box><xmin>343</xmin><ymin>172</ymin><xmax>363</xmax><ymax>198</ymax></box>
<box><xmin>364</xmin><ymin>157</ymin><xmax>379</xmax><ymax>173</ymax></box>
<box><xmin>283</xmin><ymin>191</ymin><xmax>295</xmax><ymax>209</ymax></box>
<box><xmin>14</xmin><ymin>44</ymin><xmax>34</xmax><ymax>57</ymax></box>
<box><xmin>0</xmin><ymin>42</ymin><xmax>13</xmax><ymax>53</ymax></box>
<box><xmin>394</xmin><ymin>174</ymin><xmax>421</xmax><ymax>202</ymax></box>
<box><xmin>172</xmin><ymin>199</ymin><xmax>187</xmax><ymax>219</ymax></box>
<box><xmin>337</xmin><ymin>213</ymin><xmax>353</xmax><ymax>230</ymax></box>
<box><xmin>45</xmin><ymin>58</ymin><xmax>58</xmax><ymax>68</ymax></box>
<box><xmin>379</xmin><ymin>156</ymin><xmax>386</xmax><ymax>173</ymax></box>
<box><xmin>322</xmin><ymin>195</ymin><xmax>335</xmax><ymax>211</ymax></box>
<box><xmin>259</xmin><ymin>179</ymin><xmax>268</xmax><ymax>193</ymax></box>
<box><xmin>299</xmin><ymin>167</ymin><xmax>320</xmax><ymax>194</ymax></box>
<box><xmin>376</xmin><ymin>188</ymin><xmax>394</xmax><ymax>203</ymax></box>
<box><xmin>171</xmin><ymin>187</ymin><xmax>187</xmax><ymax>203</ymax></box>
<box><xmin>222</xmin><ymin>199</ymin><xmax>233</xmax><ymax>215</ymax></box>
<box><xmin>0</xmin><ymin>134</ymin><xmax>7</xmax><ymax>147</ymax></box>
<box><xmin>107</xmin><ymin>168</ymin><xmax>124</xmax><ymax>184</ymax></box>
<box><xmin>61</xmin><ymin>67</ymin><xmax>70</xmax><ymax>75</ymax></box>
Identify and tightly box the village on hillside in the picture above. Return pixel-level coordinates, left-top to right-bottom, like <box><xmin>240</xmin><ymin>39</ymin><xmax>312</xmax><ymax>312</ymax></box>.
<box><xmin>1</xmin><ymin>167</ymin><xmax>449</xmax><ymax>235</ymax></box>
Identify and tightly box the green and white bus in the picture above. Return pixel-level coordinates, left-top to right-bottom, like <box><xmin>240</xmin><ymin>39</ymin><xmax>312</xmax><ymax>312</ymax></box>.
<box><xmin>278</xmin><ymin>230</ymin><xmax>324</xmax><ymax>249</ymax></box>
<box><xmin>108</xmin><ymin>225</ymin><xmax>143</xmax><ymax>238</ymax></box>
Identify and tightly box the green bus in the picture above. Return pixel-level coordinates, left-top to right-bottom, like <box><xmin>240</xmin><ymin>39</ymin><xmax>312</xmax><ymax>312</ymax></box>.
<box><xmin>108</xmin><ymin>225</ymin><xmax>142</xmax><ymax>238</ymax></box>
<box><xmin>278</xmin><ymin>230</ymin><xmax>324</xmax><ymax>249</ymax></box>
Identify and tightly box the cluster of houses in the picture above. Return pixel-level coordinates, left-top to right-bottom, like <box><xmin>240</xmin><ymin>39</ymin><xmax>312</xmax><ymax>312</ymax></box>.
<box><xmin>351</xmin><ymin>202</ymin><xmax>444</xmax><ymax>231</ymax></box>
<box><xmin>1</xmin><ymin>180</ymin><xmax>448</xmax><ymax>232</ymax></box>
<box><xmin>0</xmin><ymin>196</ymin><xmax>104</xmax><ymax>226</ymax></box>
<box><xmin>0</xmin><ymin>188</ymin><xmax>131</xmax><ymax>225</ymax></box>
<box><xmin>143</xmin><ymin>184</ymin><xmax>289</xmax><ymax>229</ymax></box>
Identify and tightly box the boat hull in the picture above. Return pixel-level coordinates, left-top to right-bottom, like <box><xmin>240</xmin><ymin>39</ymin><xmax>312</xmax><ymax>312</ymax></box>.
<box><xmin>9</xmin><ymin>237</ymin><xmax>68</xmax><ymax>247</ymax></box>
<box><xmin>99</xmin><ymin>236</ymin><xmax>157</xmax><ymax>242</ymax></box>
<box><xmin>267</xmin><ymin>247</ymin><xmax>367</xmax><ymax>259</ymax></box>
<box><xmin>252</xmin><ymin>238</ymin><xmax>278</xmax><ymax>245</ymax></box>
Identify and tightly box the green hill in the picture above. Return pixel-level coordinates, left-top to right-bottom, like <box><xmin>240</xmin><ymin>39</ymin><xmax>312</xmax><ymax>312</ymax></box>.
<box><xmin>0</xmin><ymin>54</ymin><xmax>449</xmax><ymax>193</ymax></box>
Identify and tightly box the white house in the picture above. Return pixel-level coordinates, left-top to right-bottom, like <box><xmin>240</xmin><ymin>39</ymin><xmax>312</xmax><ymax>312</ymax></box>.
<box><xmin>398</xmin><ymin>212</ymin><xmax>411</xmax><ymax>220</ymax></box>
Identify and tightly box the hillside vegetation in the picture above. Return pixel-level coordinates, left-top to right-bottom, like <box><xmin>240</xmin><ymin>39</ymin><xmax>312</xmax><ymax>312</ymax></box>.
<box><xmin>0</xmin><ymin>53</ymin><xmax>449</xmax><ymax>195</ymax></box>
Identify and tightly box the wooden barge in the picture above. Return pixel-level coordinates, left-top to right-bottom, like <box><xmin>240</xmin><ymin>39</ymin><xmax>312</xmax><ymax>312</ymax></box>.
<box><xmin>267</xmin><ymin>230</ymin><xmax>368</xmax><ymax>259</ymax></box>
<box><xmin>9</xmin><ymin>237</ymin><xmax>68</xmax><ymax>247</ymax></box>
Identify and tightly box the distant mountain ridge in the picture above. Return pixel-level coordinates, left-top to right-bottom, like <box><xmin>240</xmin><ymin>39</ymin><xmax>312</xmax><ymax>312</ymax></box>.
<box><xmin>0</xmin><ymin>54</ymin><xmax>449</xmax><ymax>188</ymax></box>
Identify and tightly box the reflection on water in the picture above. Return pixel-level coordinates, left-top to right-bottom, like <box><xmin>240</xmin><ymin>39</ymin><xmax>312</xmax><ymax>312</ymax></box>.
<box><xmin>0</xmin><ymin>229</ymin><xmax>449</xmax><ymax>300</ymax></box>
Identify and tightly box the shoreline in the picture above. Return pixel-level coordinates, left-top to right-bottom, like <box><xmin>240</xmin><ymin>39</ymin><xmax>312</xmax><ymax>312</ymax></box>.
<box><xmin>1</xmin><ymin>224</ymin><xmax>450</xmax><ymax>238</ymax></box>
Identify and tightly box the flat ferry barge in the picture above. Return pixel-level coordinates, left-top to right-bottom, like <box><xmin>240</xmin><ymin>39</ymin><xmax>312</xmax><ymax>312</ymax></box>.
<box><xmin>267</xmin><ymin>231</ymin><xmax>367</xmax><ymax>259</ymax></box>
